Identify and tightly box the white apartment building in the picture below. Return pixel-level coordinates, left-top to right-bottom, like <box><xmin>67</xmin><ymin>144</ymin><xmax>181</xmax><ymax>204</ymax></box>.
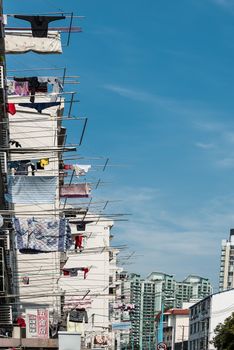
<box><xmin>219</xmin><ymin>229</ymin><xmax>234</xmax><ymax>291</ymax></box>
<box><xmin>7</xmin><ymin>94</ymin><xmax>65</xmax><ymax>316</ymax></box>
<box><xmin>161</xmin><ymin>308</ymin><xmax>190</xmax><ymax>350</ymax></box>
<box><xmin>58</xmin><ymin>215</ymin><xmax>121</xmax><ymax>348</ymax></box>
<box><xmin>188</xmin><ymin>288</ymin><xmax>234</xmax><ymax>350</ymax></box>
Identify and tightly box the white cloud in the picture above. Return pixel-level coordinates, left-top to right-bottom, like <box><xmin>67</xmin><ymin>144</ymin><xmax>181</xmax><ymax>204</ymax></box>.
<box><xmin>213</xmin><ymin>0</ymin><xmax>234</xmax><ymax>6</ymax></box>
<box><xmin>103</xmin><ymin>84</ymin><xmax>155</xmax><ymax>103</ymax></box>
<box><xmin>215</xmin><ymin>157</ymin><xmax>234</xmax><ymax>168</ymax></box>
<box><xmin>195</xmin><ymin>142</ymin><xmax>215</xmax><ymax>149</ymax></box>
<box><xmin>100</xmin><ymin>186</ymin><xmax>234</xmax><ymax>286</ymax></box>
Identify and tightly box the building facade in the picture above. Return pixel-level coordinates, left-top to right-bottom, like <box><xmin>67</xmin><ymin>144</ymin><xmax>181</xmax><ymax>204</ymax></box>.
<box><xmin>147</xmin><ymin>272</ymin><xmax>212</xmax><ymax>311</ymax></box>
<box><xmin>219</xmin><ymin>229</ymin><xmax>234</xmax><ymax>291</ymax></box>
<box><xmin>120</xmin><ymin>272</ymin><xmax>212</xmax><ymax>350</ymax></box>
<box><xmin>188</xmin><ymin>288</ymin><xmax>234</xmax><ymax>350</ymax></box>
<box><xmin>159</xmin><ymin>308</ymin><xmax>189</xmax><ymax>350</ymax></box>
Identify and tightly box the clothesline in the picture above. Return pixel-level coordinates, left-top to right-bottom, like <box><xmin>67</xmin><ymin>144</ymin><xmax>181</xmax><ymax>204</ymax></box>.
<box><xmin>7</xmin><ymin>75</ymin><xmax>80</xmax><ymax>78</ymax></box>
<box><xmin>0</xmin><ymin>146</ymin><xmax>76</xmax><ymax>152</ymax></box>
<box><xmin>7</xmin><ymin>90</ymin><xmax>77</xmax><ymax>98</ymax></box>
<box><xmin>6</xmin><ymin>116</ymin><xmax>86</xmax><ymax>124</ymax></box>
<box><xmin>7</xmin><ymin>67</ymin><xmax>67</xmax><ymax>72</ymax></box>
<box><xmin>0</xmin><ymin>208</ymin><xmax>128</xmax><ymax>215</ymax></box>
<box><xmin>6</xmin><ymin>13</ymin><xmax>85</xmax><ymax>19</ymax></box>
<box><xmin>1</xmin><ymin>292</ymin><xmax>113</xmax><ymax>300</ymax></box>
<box><xmin>6</xmin><ymin>27</ymin><xmax>82</xmax><ymax>33</ymax></box>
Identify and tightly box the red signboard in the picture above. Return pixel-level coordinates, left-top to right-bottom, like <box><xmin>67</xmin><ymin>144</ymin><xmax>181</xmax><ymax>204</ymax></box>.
<box><xmin>26</xmin><ymin>308</ymin><xmax>49</xmax><ymax>339</ymax></box>
<box><xmin>37</xmin><ymin>309</ymin><xmax>49</xmax><ymax>338</ymax></box>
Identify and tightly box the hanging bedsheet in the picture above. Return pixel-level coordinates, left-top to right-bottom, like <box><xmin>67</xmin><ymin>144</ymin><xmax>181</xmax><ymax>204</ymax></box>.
<box><xmin>5</xmin><ymin>175</ymin><xmax>57</xmax><ymax>204</ymax></box>
<box><xmin>5</xmin><ymin>31</ymin><xmax>62</xmax><ymax>54</ymax></box>
<box><xmin>13</xmin><ymin>217</ymin><xmax>72</xmax><ymax>253</ymax></box>
<box><xmin>60</xmin><ymin>183</ymin><xmax>91</xmax><ymax>198</ymax></box>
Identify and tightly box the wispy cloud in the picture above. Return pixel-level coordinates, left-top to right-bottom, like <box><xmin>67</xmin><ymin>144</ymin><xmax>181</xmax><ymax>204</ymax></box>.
<box><xmin>192</xmin><ymin>120</ymin><xmax>234</xmax><ymax>168</ymax></box>
<box><xmin>104</xmin><ymin>84</ymin><xmax>234</xmax><ymax>170</ymax></box>
<box><xmin>212</xmin><ymin>0</ymin><xmax>234</xmax><ymax>6</ymax></box>
<box><xmin>103</xmin><ymin>84</ymin><xmax>155</xmax><ymax>103</ymax></box>
<box><xmin>100</xmin><ymin>186</ymin><xmax>234</xmax><ymax>287</ymax></box>
<box><xmin>215</xmin><ymin>157</ymin><xmax>234</xmax><ymax>168</ymax></box>
<box><xmin>211</xmin><ymin>0</ymin><xmax>234</xmax><ymax>9</ymax></box>
<box><xmin>195</xmin><ymin>142</ymin><xmax>215</xmax><ymax>149</ymax></box>
<box><xmin>103</xmin><ymin>84</ymin><xmax>219</xmax><ymax>119</ymax></box>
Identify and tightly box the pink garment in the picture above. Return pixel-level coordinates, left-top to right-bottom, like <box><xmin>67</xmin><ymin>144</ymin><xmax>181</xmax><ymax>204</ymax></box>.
<box><xmin>14</xmin><ymin>81</ymin><xmax>29</xmax><ymax>96</ymax></box>
<box><xmin>60</xmin><ymin>183</ymin><xmax>91</xmax><ymax>198</ymax></box>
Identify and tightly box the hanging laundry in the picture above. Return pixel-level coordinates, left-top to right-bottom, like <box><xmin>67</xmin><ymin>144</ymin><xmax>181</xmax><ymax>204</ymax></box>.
<box><xmin>67</xmin><ymin>315</ymin><xmax>84</xmax><ymax>335</ymax></box>
<box><xmin>18</xmin><ymin>102</ymin><xmax>61</xmax><ymax>113</ymax></box>
<box><xmin>14</xmin><ymin>15</ymin><xmax>66</xmax><ymax>38</ymax></box>
<box><xmin>6</xmin><ymin>103</ymin><xmax>16</xmax><ymax>115</ymax></box>
<box><xmin>14</xmin><ymin>77</ymin><xmax>47</xmax><ymax>103</ymax></box>
<box><xmin>38</xmin><ymin>77</ymin><xmax>63</xmax><ymax>102</ymax></box>
<box><xmin>8</xmin><ymin>160</ymin><xmax>35</xmax><ymax>176</ymax></box>
<box><xmin>72</xmin><ymin>165</ymin><xmax>91</xmax><ymax>177</ymax></box>
<box><xmin>62</xmin><ymin>267</ymin><xmax>89</xmax><ymax>279</ymax></box>
<box><xmin>5</xmin><ymin>31</ymin><xmax>63</xmax><ymax>55</ymax></box>
<box><xmin>60</xmin><ymin>183</ymin><xmax>91</xmax><ymax>198</ymax></box>
<box><xmin>74</xmin><ymin>235</ymin><xmax>83</xmax><ymax>251</ymax></box>
<box><xmin>13</xmin><ymin>81</ymin><xmax>30</xmax><ymax>96</ymax></box>
<box><xmin>5</xmin><ymin>176</ymin><xmax>57</xmax><ymax>204</ymax></box>
<box><xmin>63</xmin><ymin>270</ymin><xmax>70</xmax><ymax>276</ymax></box>
<box><xmin>7</xmin><ymin>80</ymin><xmax>30</xmax><ymax>96</ymax></box>
<box><xmin>13</xmin><ymin>217</ymin><xmax>72</xmax><ymax>253</ymax></box>
<box><xmin>16</xmin><ymin>316</ymin><xmax>26</xmax><ymax>328</ymax></box>
<box><xmin>63</xmin><ymin>296</ymin><xmax>92</xmax><ymax>311</ymax></box>
<box><xmin>9</xmin><ymin>139</ymin><xmax>21</xmax><ymax>148</ymax></box>
<box><xmin>63</xmin><ymin>268</ymin><xmax>79</xmax><ymax>277</ymax></box>
<box><xmin>22</xmin><ymin>276</ymin><xmax>29</xmax><ymax>285</ymax></box>
<box><xmin>36</xmin><ymin>158</ymin><xmax>49</xmax><ymax>169</ymax></box>
<box><xmin>69</xmin><ymin>308</ymin><xmax>88</xmax><ymax>323</ymax></box>
<box><xmin>83</xmin><ymin>267</ymin><xmax>89</xmax><ymax>279</ymax></box>
<box><xmin>63</xmin><ymin>164</ymin><xmax>73</xmax><ymax>170</ymax></box>
<box><xmin>94</xmin><ymin>336</ymin><xmax>108</xmax><ymax>346</ymax></box>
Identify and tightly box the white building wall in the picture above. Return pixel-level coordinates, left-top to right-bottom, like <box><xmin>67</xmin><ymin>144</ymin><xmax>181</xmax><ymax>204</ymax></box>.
<box><xmin>8</xmin><ymin>94</ymin><xmax>63</xmax><ymax>313</ymax></box>
<box><xmin>173</xmin><ymin>315</ymin><xmax>189</xmax><ymax>344</ymax></box>
<box><xmin>209</xmin><ymin>289</ymin><xmax>234</xmax><ymax>349</ymax></box>
<box><xmin>58</xmin><ymin>219</ymin><xmax>114</xmax><ymax>344</ymax></box>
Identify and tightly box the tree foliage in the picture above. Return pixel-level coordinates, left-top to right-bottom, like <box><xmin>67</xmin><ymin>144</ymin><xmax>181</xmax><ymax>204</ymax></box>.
<box><xmin>212</xmin><ymin>312</ymin><xmax>234</xmax><ymax>350</ymax></box>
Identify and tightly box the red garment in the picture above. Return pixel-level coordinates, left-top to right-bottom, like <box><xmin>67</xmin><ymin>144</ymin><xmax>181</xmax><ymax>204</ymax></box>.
<box><xmin>64</xmin><ymin>164</ymin><xmax>73</xmax><ymax>170</ymax></box>
<box><xmin>63</xmin><ymin>270</ymin><xmax>70</xmax><ymax>276</ymax></box>
<box><xmin>83</xmin><ymin>268</ymin><xmax>89</xmax><ymax>279</ymax></box>
<box><xmin>75</xmin><ymin>235</ymin><xmax>83</xmax><ymax>250</ymax></box>
<box><xmin>7</xmin><ymin>103</ymin><xmax>16</xmax><ymax>115</ymax></box>
<box><xmin>16</xmin><ymin>317</ymin><xmax>26</xmax><ymax>328</ymax></box>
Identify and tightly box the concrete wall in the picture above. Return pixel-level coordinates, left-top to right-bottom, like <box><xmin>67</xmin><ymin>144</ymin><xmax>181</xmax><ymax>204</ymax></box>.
<box><xmin>8</xmin><ymin>95</ymin><xmax>63</xmax><ymax>313</ymax></box>
<box><xmin>209</xmin><ymin>289</ymin><xmax>234</xmax><ymax>349</ymax></box>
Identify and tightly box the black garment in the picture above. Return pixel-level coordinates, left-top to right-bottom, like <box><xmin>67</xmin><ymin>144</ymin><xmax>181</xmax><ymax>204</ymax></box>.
<box><xmin>18</xmin><ymin>102</ymin><xmax>61</xmax><ymax>113</ymax></box>
<box><xmin>69</xmin><ymin>309</ymin><xmax>88</xmax><ymax>323</ymax></box>
<box><xmin>14</xmin><ymin>15</ymin><xmax>66</xmax><ymax>38</ymax></box>
<box><xmin>14</xmin><ymin>77</ymin><xmax>47</xmax><ymax>103</ymax></box>
<box><xmin>9</xmin><ymin>139</ymin><xmax>22</xmax><ymax>148</ymax></box>
<box><xmin>8</xmin><ymin>160</ymin><xmax>32</xmax><ymax>175</ymax></box>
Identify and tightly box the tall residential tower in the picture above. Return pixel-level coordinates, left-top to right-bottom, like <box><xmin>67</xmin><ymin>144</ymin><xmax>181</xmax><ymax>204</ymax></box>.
<box><xmin>219</xmin><ymin>229</ymin><xmax>234</xmax><ymax>291</ymax></box>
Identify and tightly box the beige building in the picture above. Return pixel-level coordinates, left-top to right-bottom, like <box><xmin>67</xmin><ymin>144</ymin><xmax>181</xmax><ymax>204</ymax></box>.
<box><xmin>219</xmin><ymin>229</ymin><xmax>234</xmax><ymax>291</ymax></box>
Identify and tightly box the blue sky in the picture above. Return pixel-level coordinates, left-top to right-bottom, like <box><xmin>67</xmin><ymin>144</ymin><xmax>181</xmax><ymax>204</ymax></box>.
<box><xmin>6</xmin><ymin>0</ymin><xmax>234</xmax><ymax>289</ymax></box>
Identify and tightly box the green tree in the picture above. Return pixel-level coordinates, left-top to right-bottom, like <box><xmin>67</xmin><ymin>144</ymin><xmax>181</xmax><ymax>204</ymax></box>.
<box><xmin>211</xmin><ymin>312</ymin><xmax>234</xmax><ymax>350</ymax></box>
